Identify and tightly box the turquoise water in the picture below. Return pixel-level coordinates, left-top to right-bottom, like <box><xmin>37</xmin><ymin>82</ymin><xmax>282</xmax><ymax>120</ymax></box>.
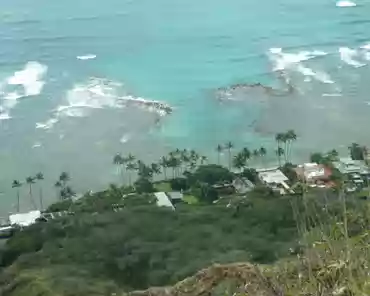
<box><xmin>0</xmin><ymin>0</ymin><xmax>369</xmax><ymax>213</ymax></box>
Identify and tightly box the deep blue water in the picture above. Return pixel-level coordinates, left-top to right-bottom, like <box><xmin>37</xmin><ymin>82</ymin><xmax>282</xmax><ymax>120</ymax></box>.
<box><xmin>0</xmin><ymin>0</ymin><xmax>369</xmax><ymax>213</ymax></box>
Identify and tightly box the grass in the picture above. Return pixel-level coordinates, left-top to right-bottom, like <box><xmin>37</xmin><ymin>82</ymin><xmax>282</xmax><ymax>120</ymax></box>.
<box><xmin>154</xmin><ymin>182</ymin><xmax>172</xmax><ymax>192</ymax></box>
<box><xmin>183</xmin><ymin>195</ymin><xmax>198</xmax><ymax>204</ymax></box>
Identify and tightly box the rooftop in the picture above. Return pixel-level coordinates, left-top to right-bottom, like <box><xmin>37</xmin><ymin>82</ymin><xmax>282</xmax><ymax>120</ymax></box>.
<box><xmin>9</xmin><ymin>210</ymin><xmax>41</xmax><ymax>227</ymax></box>
<box><xmin>154</xmin><ymin>192</ymin><xmax>175</xmax><ymax>210</ymax></box>
<box><xmin>258</xmin><ymin>168</ymin><xmax>288</xmax><ymax>184</ymax></box>
<box><xmin>333</xmin><ymin>158</ymin><xmax>369</xmax><ymax>174</ymax></box>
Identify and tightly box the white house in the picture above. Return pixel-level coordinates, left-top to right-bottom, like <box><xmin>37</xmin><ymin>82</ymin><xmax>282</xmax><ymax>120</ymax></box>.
<box><xmin>257</xmin><ymin>167</ymin><xmax>290</xmax><ymax>192</ymax></box>
<box><xmin>9</xmin><ymin>210</ymin><xmax>41</xmax><ymax>227</ymax></box>
<box><xmin>333</xmin><ymin>158</ymin><xmax>369</xmax><ymax>175</ymax></box>
<box><xmin>154</xmin><ymin>192</ymin><xmax>175</xmax><ymax>210</ymax></box>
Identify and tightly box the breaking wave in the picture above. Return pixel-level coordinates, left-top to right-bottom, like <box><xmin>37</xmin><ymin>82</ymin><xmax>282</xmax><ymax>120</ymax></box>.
<box><xmin>36</xmin><ymin>77</ymin><xmax>172</xmax><ymax>130</ymax></box>
<box><xmin>339</xmin><ymin>47</ymin><xmax>366</xmax><ymax>67</ymax></box>
<box><xmin>336</xmin><ymin>0</ymin><xmax>357</xmax><ymax>7</ymax></box>
<box><xmin>0</xmin><ymin>62</ymin><xmax>47</xmax><ymax>120</ymax></box>
<box><xmin>77</xmin><ymin>54</ymin><xmax>97</xmax><ymax>60</ymax></box>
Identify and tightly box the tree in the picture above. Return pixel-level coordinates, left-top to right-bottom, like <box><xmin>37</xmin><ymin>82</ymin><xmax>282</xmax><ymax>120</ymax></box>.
<box><xmin>54</xmin><ymin>181</ymin><xmax>62</xmax><ymax>200</ymax></box>
<box><xmin>200</xmin><ymin>156</ymin><xmax>208</xmax><ymax>165</ymax></box>
<box><xmin>113</xmin><ymin>153</ymin><xmax>125</xmax><ymax>182</ymax></box>
<box><xmin>233</xmin><ymin>153</ymin><xmax>246</xmax><ymax>171</ymax></box>
<box><xmin>159</xmin><ymin>156</ymin><xmax>169</xmax><ymax>180</ymax></box>
<box><xmin>252</xmin><ymin>149</ymin><xmax>260</xmax><ymax>165</ymax></box>
<box><xmin>216</xmin><ymin>144</ymin><xmax>223</xmax><ymax>165</ymax></box>
<box><xmin>60</xmin><ymin>186</ymin><xmax>76</xmax><ymax>200</ymax></box>
<box><xmin>190</xmin><ymin>165</ymin><xmax>233</xmax><ymax>186</ymax></box>
<box><xmin>259</xmin><ymin>147</ymin><xmax>267</xmax><ymax>165</ymax></box>
<box><xmin>275</xmin><ymin>133</ymin><xmax>285</xmax><ymax>151</ymax></box>
<box><xmin>151</xmin><ymin>163</ymin><xmax>161</xmax><ymax>176</ymax></box>
<box><xmin>242</xmin><ymin>168</ymin><xmax>258</xmax><ymax>183</ymax></box>
<box><xmin>286</xmin><ymin>129</ymin><xmax>297</xmax><ymax>162</ymax></box>
<box><xmin>134</xmin><ymin>177</ymin><xmax>154</xmax><ymax>194</ymax></box>
<box><xmin>225</xmin><ymin>141</ymin><xmax>234</xmax><ymax>169</ymax></box>
<box><xmin>26</xmin><ymin>177</ymin><xmax>37</xmax><ymax>210</ymax></box>
<box><xmin>168</xmin><ymin>156</ymin><xmax>180</xmax><ymax>178</ymax></box>
<box><xmin>327</xmin><ymin>149</ymin><xmax>339</xmax><ymax>162</ymax></box>
<box><xmin>127</xmin><ymin>153</ymin><xmax>136</xmax><ymax>164</ymax></box>
<box><xmin>12</xmin><ymin>180</ymin><xmax>22</xmax><ymax>212</ymax></box>
<box><xmin>190</xmin><ymin>149</ymin><xmax>199</xmax><ymax>164</ymax></box>
<box><xmin>126</xmin><ymin>162</ymin><xmax>137</xmax><ymax>186</ymax></box>
<box><xmin>35</xmin><ymin>172</ymin><xmax>44</xmax><ymax>210</ymax></box>
<box><xmin>59</xmin><ymin>172</ymin><xmax>70</xmax><ymax>187</ymax></box>
<box><xmin>310</xmin><ymin>152</ymin><xmax>324</xmax><ymax>164</ymax></box>
<box><xmin>349</xmin><ymin>143</ymin><xmax>366</xmax><ymax>160</ymax></box>
<box><xmin>180</xmin><ymin>149</ymin><xmax>190</xmax><ymax>172</ymax></box>
<box><xmin>276</xmin><ymin>147</ymin><xmax>285</xmax><ymax>167</ymax></box>
<box><xmin>242</xmin><ymin>147</ymin><xmax>251</xmax><ymax>163</ymax></box>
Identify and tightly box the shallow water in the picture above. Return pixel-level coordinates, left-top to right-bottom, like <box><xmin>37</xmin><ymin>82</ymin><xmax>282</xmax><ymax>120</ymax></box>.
<box><xmin>0</xmin><ymin>0</ymin><xmax>369</xmax><ymax>213</ymax></box>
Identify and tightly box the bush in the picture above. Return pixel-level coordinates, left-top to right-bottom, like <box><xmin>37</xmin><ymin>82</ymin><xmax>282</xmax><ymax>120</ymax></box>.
<box><xmin>134</xmin><ymin>178</ymin><xmax>154</xmax><ymax>193</ymax></box>
<box><xmin>190</xmin><ymin>165</ymin><xmax>233</xmax><ymax>186</ymax></box>
<box><xmin>170</xmin><ymin>178</ymin><xmax>189</xmax><ymax>191</ymax></box>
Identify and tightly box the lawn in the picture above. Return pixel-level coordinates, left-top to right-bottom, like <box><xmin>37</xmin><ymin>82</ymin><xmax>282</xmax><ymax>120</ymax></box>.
<box><xmin>154</xmin><ymin>182</ymin><xmax>172</xmax><ymax>192</ymax></box>
<box><xmin>183</xmin><ymin>194</ymin><xmax>199</xmax><ymax>204</ymax></box>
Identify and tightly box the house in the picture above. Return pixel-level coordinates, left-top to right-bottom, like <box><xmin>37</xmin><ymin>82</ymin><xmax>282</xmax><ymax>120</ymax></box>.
<box><xmin>257</xmin><ymin>167</ymin><xmax>290</xmax><ymax>194</ymax></box>
<box><xmin>333</xmin><ymin>158</ymin><xmax>369</xmax><ymax>175</ymax></box>
<box><xmin>9</xmin><ymin>210</ymin><xmax>41</xmax><ymax>227</ymax></box>
<box><xmin>154</xmin><ymin>192</ymin><xmax>175</xmax><ymax>210</ymax></box>
<box><xmin>295</xmin><ymin>163</ymin><xmax>332</xmax><ymax>186</ymax></box>
<box><xmin>167</xmin><ymin>192</ymin><xmax>184</xmax><ymax>204</ymax></box>
<box><xmin>233</xmin><ymin>177</ymin><xmax>255</xmax><ymax>194</ymax></box>
<box><xmin>0</xmin><ymin>225</ymin><xmax>13</xmax><ymax>238</ymax></box>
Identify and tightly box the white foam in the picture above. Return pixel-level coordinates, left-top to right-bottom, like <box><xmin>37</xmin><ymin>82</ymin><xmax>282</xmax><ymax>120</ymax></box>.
<box><xmin>7</xmin><ymin>62</ymin><xmax>47</xmax><ymax>96</ymax></box>
<box><xmin>0</xmin><ymin>113</ymin><xmax>11</xmax><ymax>120</ymax></box>
<box><xmin>322</xmin><ymin>93</ymin><xmax>342</xmax><ymax>97</ymax></box>
<box><xmin>336</xmin><ymin>0</ymin><xmax>356</xmax><ymax>7</ymax></box>
<box><xmin>361</xmin><ymin>43</ymin><xmax>370</xmax><ymax>50</ymax></box>
<box><xmin>0</xmin><ymin>62</ymin><xmax>47</xmax><ymax>119</ymax></box>
<box><xmin>35</xmin><ymin>118</ymin><xmax>58</xmax><ymax>130</ymax></box>
<box><xmin>269</xmin><ymin>48</ymin><xmax>333</xmax><ymax>83</ymax></box>
<box><xmin>339</xmin><ymin>47</ymin><xmax>366</xmax><ymax>67</ymax></box>
<box><xmin>120</xmin><ymin>134</ymin><xmax>131</xmax><ymax>143</ymax></box>
<box><xmin>77</xmin><ymin>54</ymin><xmax>97</xmax><ymax>60</ymax></box>
<box><xmin>37</xmin><ymin>78</ymin><xmax>172</xmax><ymax>131</ymax></box>
<box><xmin>32</xmin><ymin>142</ymin><xmax>42</xmax><ymax>148</ymax></box>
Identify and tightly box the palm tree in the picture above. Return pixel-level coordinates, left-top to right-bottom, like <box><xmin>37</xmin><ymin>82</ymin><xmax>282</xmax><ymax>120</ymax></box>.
<box><xmin>180</xmin><ymin>149</ymin><xmax>190</xmax><ymax>172</ymax></box>
<box><xmin>113</xmin><ymin>153</ymin><xmax>125</xmax><ymax>182</ymax></box>
<box><xmin>252</xmin><ymin>149</ymin><xmax>260</xmax><ymax>165</ymax></box>
<box><xmin>54</xmin><ymin>181</ymin><xmax>62</xmax><ymax>200</ymax></box>
<box><xmin>61</xmin><ymin>186</ymin><xmax>75</xmax><ymax>200</ymax></box>
<box><xmin>241</xmin><ymin>147</ymin><xmax>251</xmax><ymax>165</ymax></box>
<box><xmin>35</xmin><ymin>172</ymin><xmax>44</xmax><ymax>210</ymax></box>
<box><xmin>259</xmin><ymin>147</ymin><xmax>267</xmax><ymax>166</ymax></box>
<box><xmin>233</xmin><ymin>153</ymin><xmax>246</xmax><ymax>172</ymax></box>
<box><xmin>127</xmin><ymin>153</ymin><xmax>135</xmax><ymax>163</ymax></box>
<box><xmin>12</xmin><ymin>180</ymin><xmax>22</xmax><ymax>212</ymax></box>
<box><xmin>216</xmin><ymin>144</ymin><xmax>223</xmax><ymax>165</ymax></box>
<box><xmin>190</xmin><ymin>149</ymin><xmax>199</xmax><ymax>165</ymax></box>
<box><xmin>26</xmin><ymin>177</ymin><xmax>37</xmax><ymax>210</ymax></box>
<box><xmin>225</xmin><ymin>142</ymin><xmax>234</xmax><ymax>169</ymax></box>
<box><xmin>200</xmin><ymin>156</ymin><xmax>208</xmax><ymax>165</ymax></box>
<box><xmin>159</xmin><ymin>156</ymin><xmax>169</xmax><ymax>180</ymax></box>
<box><xmin>151</xmin><ymin>163</ymin><xmax>161</xmax><ymax>176</ymax></box>
<box><xmin>275</xmin><ymin>133</ymin><xmax>285</xmax><ymax>162</ymax></box>
<box><xmin>59</xmin><ymin>172</ymin><xmax>70</xmax><ymax>187</ymax></box>
<box><xmin>276</xmin><ymin>147</ymin><xmax>285</xmax><ymax>167</ymax></box>
<box><xmin>327</xmin><ymin>149</ymin><xmax>339</xmax><ymax>162</ymax></box>
<box><xmin>168</xmin><ymin>156</ymin><xmax>179</xmax><ymax>178</ymax></box>
<box><xmin>286</xmin><ymin>129</ymin><xmax>297</xmax><ymax>162</ymax></box>
<box><xmin>126</xmin><ymin>162</ymin><xmax>137</xmax><ymax>186</ymax></box>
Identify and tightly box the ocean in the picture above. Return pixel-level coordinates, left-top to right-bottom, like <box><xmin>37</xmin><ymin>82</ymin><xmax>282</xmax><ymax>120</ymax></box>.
<box><xmin>0</xmin><ymin>0</ymin><xmax>369</xmax><ymax>214</ymax></box>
